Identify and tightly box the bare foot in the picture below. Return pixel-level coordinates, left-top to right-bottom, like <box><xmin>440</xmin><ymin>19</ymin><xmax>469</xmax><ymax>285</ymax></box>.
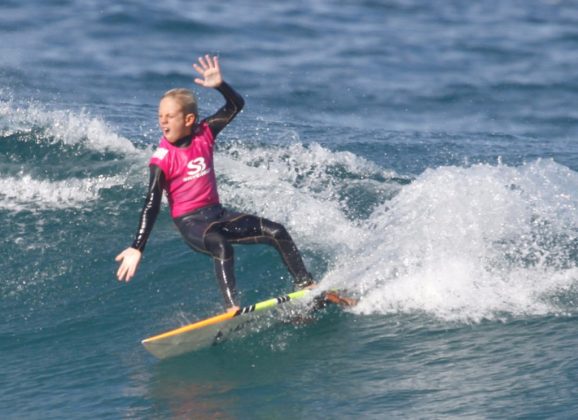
<box><xmin>324</xmin><ymin>291</ymin><xmax>358</xmax><ymax>307</ymax></box>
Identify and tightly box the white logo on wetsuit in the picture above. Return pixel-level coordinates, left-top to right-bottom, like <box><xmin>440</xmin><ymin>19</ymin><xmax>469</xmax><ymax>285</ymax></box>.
<box><xmin>184</xmin><ymin>157</ymin><xmax>210</xmax><ymax>181</ymax></box>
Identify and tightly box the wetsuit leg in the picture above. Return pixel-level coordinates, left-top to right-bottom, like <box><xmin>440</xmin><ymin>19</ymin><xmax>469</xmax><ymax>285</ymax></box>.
<box><xmin>174</xmin><ymin>206</ymin><xmax>313</xmax><ymax>307</ymax></box>
<box><xmin>203</xmin><ymin>230</ymin><xmax>238</xmax><ymax>308</ymax></box>
<box><xmin>257</xmin><ymin>219</ymin><xmax>314</xmax><ymax>288</ymax></box>
<box><xmin>218</xmin><ymin>215</ymin><xmax>314</xmax><ymax>288</ymax></box>
<box><xmin>174</xmin><ymin>206</ymin><xmax>241</xmax><ymax>308</ymax></box>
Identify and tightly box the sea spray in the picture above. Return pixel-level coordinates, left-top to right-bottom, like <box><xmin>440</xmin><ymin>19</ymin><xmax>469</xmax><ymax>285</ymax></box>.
<box><xmin>323</xmin><ymin>159</ymin><xmax>578</xmax><ymax>322</ymax></box>
<box><xmin>216</xmin><ymin>141</ymin><xmax>402</xmax><ymax>254</ymax></box>
<box><xmin>0</xmin><ymin>101</ymin><xmax>150</xmax><ymax>213</ymax></box>
<box><xmin>212</xmin><ymin>141</ymin><xmax>578</xmax><ymax>322</ymax></box>
<box><xmin>0</xmin><ymin>98</ymin><xmax>139</xmax><ymax>154</ymax></box>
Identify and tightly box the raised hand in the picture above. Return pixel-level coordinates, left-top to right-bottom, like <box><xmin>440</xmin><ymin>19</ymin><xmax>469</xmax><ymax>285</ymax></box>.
<box><xmin>193</xmin><ymin>55</ymin><xmax>223</xmax><ymax>88</ymax></box>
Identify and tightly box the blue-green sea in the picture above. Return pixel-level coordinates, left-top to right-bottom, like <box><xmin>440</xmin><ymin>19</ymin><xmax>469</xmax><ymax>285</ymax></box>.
<box><xmin>3</xmin><ymin>1</ymin><xmax>578</xmax><ymax>418</ymax></box>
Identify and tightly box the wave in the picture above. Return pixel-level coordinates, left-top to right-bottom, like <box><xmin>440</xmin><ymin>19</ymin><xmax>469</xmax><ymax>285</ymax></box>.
<box><xmin>321</xmin><ymin>159</ymin><xmax>578</xmax><ymax>322</ymax></box>
<box><xmin>0</xmin><ymin>174</ymin><xmax>127</xmax><ymax>211</ymax></box>
<box><xmin>213</xmin><ymin>141</ymin><xmax>578</xmax><ymax>323</ymax></box>
<box><xmin>0</xmin><ymin>99</ymin><xmax>149</xmax><ymax>212</ymax></box>
<box><xmin>0</xmin><ymin>97</ymin><xmax>140</xmax><ymax>155</ymax></box>
<box><xmin>216</xmin><ymin>141</ymin><xmax>401</xmax><ymax>254</ymax></box>
<box><xmin>3</xmin><ymin>101</ymin><xmax>578</xmax><ymax>323</ymax></box>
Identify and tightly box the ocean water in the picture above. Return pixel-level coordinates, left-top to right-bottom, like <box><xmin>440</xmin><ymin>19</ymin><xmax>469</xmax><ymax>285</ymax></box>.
<box><xmin>2</xmin><ymin>0</ymin><xmax>578</xmax><ymax>418</ymax></box>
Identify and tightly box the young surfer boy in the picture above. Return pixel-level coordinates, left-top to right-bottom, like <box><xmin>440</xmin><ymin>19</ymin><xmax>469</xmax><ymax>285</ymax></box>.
<box><xmin>116</xmin><ymin>55</ymin><xmax>314</xmax><ymax>312</ymax></box>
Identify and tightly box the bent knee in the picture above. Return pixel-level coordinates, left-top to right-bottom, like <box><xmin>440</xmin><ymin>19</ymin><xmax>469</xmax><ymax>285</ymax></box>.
<box><xmin>204</xmin><ymin>232</ymin><xmax>233</xmax><ymax>260</ymax></box>
<box><xmin>262</xmin><ymin>220</ymin><xmax>290</xmax><ymax>241</ymax></box>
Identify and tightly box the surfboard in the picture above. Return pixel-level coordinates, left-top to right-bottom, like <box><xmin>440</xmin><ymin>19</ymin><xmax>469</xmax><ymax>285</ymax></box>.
<box><xmin>142</xmin><ymin>289</ymin><xmax>315</xmax><ymax>359</ymax></box>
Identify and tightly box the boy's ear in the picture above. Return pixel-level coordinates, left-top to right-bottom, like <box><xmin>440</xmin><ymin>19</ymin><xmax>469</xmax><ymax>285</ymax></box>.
<box><xmin>185</xmin><ymin>113</ymin><xmax>196</xmax><ymax>127</ymax></box>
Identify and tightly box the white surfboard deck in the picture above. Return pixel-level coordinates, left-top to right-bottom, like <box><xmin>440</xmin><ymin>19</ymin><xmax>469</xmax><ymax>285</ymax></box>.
<box><xmin>142</xmin><ymin>289</ymin><xmax>313</xmax><ymax>359</ymax></box>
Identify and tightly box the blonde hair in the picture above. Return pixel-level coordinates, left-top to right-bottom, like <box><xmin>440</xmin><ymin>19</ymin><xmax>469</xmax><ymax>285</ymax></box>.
<box><xmin>161</xmin><ymin>88</ymin><xmax>198</xmax><ymax>120</ymax></box>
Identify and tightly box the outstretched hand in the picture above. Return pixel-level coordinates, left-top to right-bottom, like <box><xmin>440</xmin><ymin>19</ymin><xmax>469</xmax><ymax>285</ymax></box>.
<box><xmin>115</xmin><ymin>247</ymin><xmax>142</xmax><ymax>282</ymax></box>
<box><xmin>193</xmin><ymin>55</ymin><xmax>223</xmax><ymax>88</ymax></box>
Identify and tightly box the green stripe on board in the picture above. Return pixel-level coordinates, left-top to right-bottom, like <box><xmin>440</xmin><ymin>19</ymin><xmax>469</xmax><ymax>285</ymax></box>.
<box><xmin>253</xmin><ymin>289</ymin><xmax>310</xmax><ymax>312</ymax></box>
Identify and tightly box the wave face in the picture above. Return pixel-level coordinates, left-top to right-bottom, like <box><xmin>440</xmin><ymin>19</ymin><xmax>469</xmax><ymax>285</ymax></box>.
<box><xmin>4</xmin><ymin>0</ymin><xmax>578</xmax><ymax>418</ymax></box>
<box><xmin>337</xmin><ymin>160</ymin><xmax>578</xmax><ymax>322</ymax></box>
<box><xmin>3</xmin><ymin>101</ymin><xmax>578</xmax><ymax>323</ymax></box>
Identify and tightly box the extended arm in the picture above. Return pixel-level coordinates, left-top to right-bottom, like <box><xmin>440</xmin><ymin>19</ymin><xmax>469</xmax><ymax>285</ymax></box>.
<box><xmin>115</xmin><ymin>165</ymin><xmax>165</xmax><ymax>281</ymax></box>
<box><xmin>131</xmin><ymin>165</ymin><xmax>164</xmax><ymax>251</ymax></box>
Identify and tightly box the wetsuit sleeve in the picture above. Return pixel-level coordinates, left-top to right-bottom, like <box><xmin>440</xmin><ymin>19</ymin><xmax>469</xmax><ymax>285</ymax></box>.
<box><xmin>204</xmin><ymin>81</ymin><xmax>245</xmax><ymax>137</ymax></box>
<box><xmin>131</xmin><ymin>164</ymin><xmax>165</xmax><ymax>252</ymax></box>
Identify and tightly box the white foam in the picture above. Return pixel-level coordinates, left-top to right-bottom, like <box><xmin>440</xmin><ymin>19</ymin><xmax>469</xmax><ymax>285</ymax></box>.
<box><xmin>318</xmin><ymin>158</ymin><xmax>578</xmax><ymax>322</ymax></box>
<box><xmin>0</xmin><ymin>174</ymin><xmax>127</xmax><ymax>211</ymax></box>
<box><xmin>0</xmin><ymin>99</ymin><xmax>151</xmax><ymax>212</ymax></box>
<box><xmin>213</xmin><ymin>143</ymin><xmax>578</xmax><ymax>322</ymax></box>
<box><xmin>0</xmin><ymin>99</ymin><xmax>139</xmax><ymax>155</ymax></box>
<box><xmin>216</xmin><ymin>141</ymin><xmax>399</xmax><ymax>254</ymax></box>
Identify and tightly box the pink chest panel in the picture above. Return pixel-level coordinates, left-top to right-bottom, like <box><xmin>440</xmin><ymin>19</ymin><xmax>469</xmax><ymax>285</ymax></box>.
<box><xmin>149</xmin><ymin>123</ymin><xmax>220</xmax><ymax>218</ymax></box>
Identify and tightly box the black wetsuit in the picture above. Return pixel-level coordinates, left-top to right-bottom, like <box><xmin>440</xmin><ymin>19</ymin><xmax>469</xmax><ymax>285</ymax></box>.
<box><xmin>130</xmin><ymin>82</ymin><xmax>313</xmax><ymax>308</ymax></box>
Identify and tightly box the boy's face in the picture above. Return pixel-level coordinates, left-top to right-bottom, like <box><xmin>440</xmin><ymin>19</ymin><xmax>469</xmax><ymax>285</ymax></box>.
<box><xmin>158</xmin><ymin>97</ymin><xmax>195</xmax><ymax>143</ymax></box>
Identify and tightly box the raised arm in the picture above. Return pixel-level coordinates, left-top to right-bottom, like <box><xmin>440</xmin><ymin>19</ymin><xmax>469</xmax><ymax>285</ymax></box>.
<box><xmin>204</xmin><ymin>82</ymin><xmax>245</xmax><ymax>136</ymax></box>
<box><xmin>193</xmin><ymin>55</ymin><xmax>245</xmax><ymax>137</ymax></box>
